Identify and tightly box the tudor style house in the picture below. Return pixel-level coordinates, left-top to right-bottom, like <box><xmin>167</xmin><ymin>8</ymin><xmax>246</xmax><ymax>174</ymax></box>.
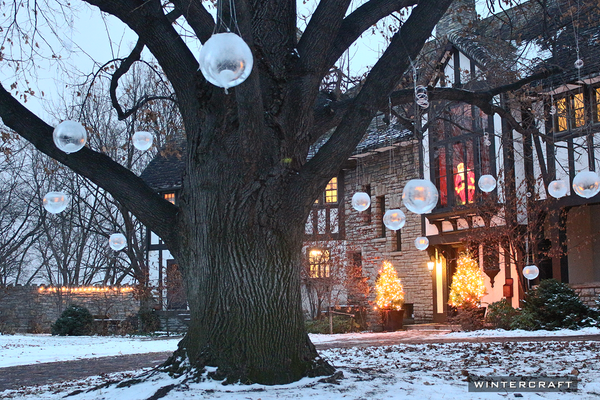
<box><xmin>141</xmin><ymin>0</ymin><xmax>600</xmax><ymax>323</ymax></box>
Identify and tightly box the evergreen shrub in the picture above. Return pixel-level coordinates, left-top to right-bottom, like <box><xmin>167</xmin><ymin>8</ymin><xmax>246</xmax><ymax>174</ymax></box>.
<box><xmin>51</xmin><ymin>304</ymin><xmax>93</xmax><ymax>336</ymax></box>
<box><xmin>486</xmin><ymin>299</ymin><xmax>518</xmax><ymax>330</ymax></box>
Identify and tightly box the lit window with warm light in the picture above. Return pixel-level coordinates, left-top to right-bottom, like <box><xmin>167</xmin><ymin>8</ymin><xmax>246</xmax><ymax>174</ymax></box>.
<box><xmin>325</xmin><ymin>177</ymin><xmax>338</xmax><ymax>204</ymax></box>
<box><xmin>164</xmin><ymin>192</ymin><xmax>175</xmax><ymax>204</ymax></box>
<box><xmin>308</xmin><ymin>248</ymin><xmax>330</xmax><ymax>278</ymax></box>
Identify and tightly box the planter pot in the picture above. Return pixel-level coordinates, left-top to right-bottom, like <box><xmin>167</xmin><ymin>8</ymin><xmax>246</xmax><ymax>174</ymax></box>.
<box><xmin>381</xmin><ymin>309</ymin><xmax>405</xmax><ymax>331</ymax></box>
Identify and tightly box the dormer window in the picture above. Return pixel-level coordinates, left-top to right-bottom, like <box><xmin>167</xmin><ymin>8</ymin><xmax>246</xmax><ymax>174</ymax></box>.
<box><xmin>163</xmin><ymin>192</ymin><xmax>176</xmax><ymax>204</ymax></box>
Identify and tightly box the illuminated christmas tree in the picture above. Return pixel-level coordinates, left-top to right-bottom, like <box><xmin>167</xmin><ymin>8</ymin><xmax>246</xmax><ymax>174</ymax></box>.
<box><xmin>375</xmin><ymin>260</ymin><xmax>404</xmax><ymax>311</ymax></box>
<box><xmin>448</xmin><ymin>253</ymin><xmax>486</xmax><ymax>309</ymax></box>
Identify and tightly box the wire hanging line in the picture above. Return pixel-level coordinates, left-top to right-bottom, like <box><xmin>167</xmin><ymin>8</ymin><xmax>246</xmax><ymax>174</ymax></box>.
<box><xmin>214</xmin><ymin>0</ymin><xmax>242</xmax><ymax>35</ymax></box>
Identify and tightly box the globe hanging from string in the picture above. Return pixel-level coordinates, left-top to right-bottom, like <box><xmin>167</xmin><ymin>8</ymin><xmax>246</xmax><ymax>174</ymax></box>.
<box><xmin>478</xmin><ymin>174</ymin><xmax>497</xmax><ymax>193</ymax></box>
<box><xmin>414</xmin><ymin>236</ymin><xmax>429</xmax><ymax>251</ymax></box>
<box><xmin>383</xmin><ymin>209</ymin><xmax>406</xmax><ymax>231</ymax></box>
<box><xmin>548</xmin><ymin>179</ymin><xmax>568</xmax><ymax>199</ymax></box>
<box><xmin>109</xmin><ymin>233</ymin><xmax>127</xmax><ymax>251</ymax></box>
<box><xmin>572</xmin><ymin>170</ymin><xmax>600</xmax><ymax>198</ymax></box>
<box><xmin>43</xmin><ymin>192</ymin><xmax>70</xmax><ymax>214</ymax></box>
<box><xmin>352</xmin><ymin>192</ymin><xmax>371</xmax><ymax>212</ymax></box>
<box><xmin>523</xmin><ymin>265</ymin><xmax>539</xmax><ymax>280</ymax></box>
<box><xmin>402</xmin><ymin>179</ymin><xmax>439</xmax><ymax>214</ymax></box>
<box><xmin>574</xmin><ymin>59</ymin><xmax>584</xmax><ymax>69</ymax></box>
<box><xmin>198</xmin><ymin>32</ymin><xmax>253</xmax><ymax>92</ymax></box>
<box><xmin>132</xmin><ymin>131</ymin><xmax>153</xmax><ymax>151</ymax></box>
<box><xmin>53</xmin><ymin>120</ymin><xmax>87</xmax><ymax>154</ymax></box>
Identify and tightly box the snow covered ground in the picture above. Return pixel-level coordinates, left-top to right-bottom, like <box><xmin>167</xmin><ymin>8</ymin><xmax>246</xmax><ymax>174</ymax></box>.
<box><xmin>1</xmin><ymin>329</ymin><xmax>600</xmax><ymax>399</ymax></box>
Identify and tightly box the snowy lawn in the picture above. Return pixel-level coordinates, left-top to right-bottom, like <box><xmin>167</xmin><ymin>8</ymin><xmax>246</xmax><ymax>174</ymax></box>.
<box><xmin>0</xmin><ymin>334</ymin><xmax>182</xmax><ymax>367</ymax></box>
<box><xmin>2</xmin><ymin>329</ymin><xmax>600</xmax><ymax>399</ymax></box>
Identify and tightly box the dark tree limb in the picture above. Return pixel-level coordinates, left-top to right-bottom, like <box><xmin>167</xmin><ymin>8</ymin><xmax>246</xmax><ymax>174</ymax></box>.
<box><xmin>0</xmin><ymin>84</ymin><xmax>180</xmax><ymax>254</ymax></box>
<box><xmin>325</xmin><ymin>0</ymin><xmax>418</xmax><ymax>68</ymax></box>
<box><xmin>297</xmin><ymin>0</ymin><xmax>351</xmax><ymax>73</ymax></box>
<box><xmin>171</xmin><ymin>0</ymin><xmax>215</xmax><ymax>43</ymax></box>
<box><xmin>293</xmin><ymin>0</ymin><xmax>453</xmax><ymax>210</ymax></box>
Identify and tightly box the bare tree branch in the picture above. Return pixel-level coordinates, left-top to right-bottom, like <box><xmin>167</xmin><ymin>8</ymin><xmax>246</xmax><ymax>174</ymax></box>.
<box><xmin>171</xmin><ymin>0</ymin><xmax>215</xmax><ymax>44</ymax></box>
<box><xmin>0</xmin><ymin>83</ymin><xmax>180</xmax><ymax>253</ymax></box>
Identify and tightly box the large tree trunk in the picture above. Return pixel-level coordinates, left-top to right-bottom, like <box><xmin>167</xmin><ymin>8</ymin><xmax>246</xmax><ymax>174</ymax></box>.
<box><xmin>164</xmin><ymin>136</ymin><xmax>333</xmax><ymax>384</ymax></box>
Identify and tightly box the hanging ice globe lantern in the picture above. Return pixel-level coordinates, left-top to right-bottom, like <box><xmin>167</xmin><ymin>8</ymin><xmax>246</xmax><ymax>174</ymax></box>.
<box><xmin>574</xmin><ymin>59</ymin><xmax>584</xmax><ymax>69</ymax></box>
<box><xmin>43</xmin><ymin>192</ymin><xmax>70</xmax><ymax>214</ymax></box>
<box><xmin>198</xmin><ymin>32</ymin><xmax>253</xmax><ymax>93</ymax></box>
<box><xmin>383</xmin><ymin>209</ymin><xmax>406</xmax><ymax>231</ymax></box>
<box><xmin>402</xmin><ymin>179</ymin><xmax>439</xmax><ymax>214</ymax></box>
<box><xmin>523</xmin><ymin>265</ymin><xmax>539</xmax><ymax>280</ymax></box>
<box><xmin>352</xmin><ymin>192</ymin><xmax>371</xmax><ymax>212</ymax></box>
<box><xmin>53</xmin><ymin>120</ymin><xmax>87</xmax><ymax>154</ymax></box>
<box><xmin>548</xmin><ymin>179</ymin><xmax>568</xmax><ymax>199</ymax></box>
<box><xmin>414</xmin><ymin>236</ymin><xmax>429</xmax><ymax>251</ymax></box>
<box><xmin>109</xmin><ymin>233</ymin><xmax>127</xmax><ymax>251</ymax></box>
<box><xmin>478</xmin><ymin>174</ymin><xmax>497</xmax><ymax>193</ymax></box>
<box><xmin>132</xmin><ymin>131</ymin><xmax>153</xmax><ymax>151</ymax></box>
<box><xmin>572</xmin><ymin>170</ymin><xmax>600</xmax><ymax>198</ymax></box>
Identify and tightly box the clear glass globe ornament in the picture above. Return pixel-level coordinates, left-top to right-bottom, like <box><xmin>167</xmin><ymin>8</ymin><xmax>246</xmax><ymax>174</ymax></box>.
<box><xmin>132</xmin><ymin>131</ymin><xmax>153</xmax><ymax>151</ymax></box>
<box><xmin>43</xmin><ymin>192</ymin><xmax>70</xmax><ymax>214</ymax></box>
<box><xmin>478</xmin><ymin>174</ymin><xmax>497</xmax><ymax>193</ymax></box>
<box><xmin>383</xmin><ymin>209</ymin><xmax>406</xmax><ymax>231</ymax></box>
<box><xmin>572</xmin><ymin>170</ymin><xmax>600</xmax><ymax>198</ymax></box>
<box><xmin>414</xmin><ymin>236</ymin><xmax>429</xmax><ymax>251</ymax></box>
<box><xmin>415</xmin><ymin>85</ymin><xmax>429</xmax><ymax>109</ymax></box>
<box><xmin>352</xmin><ymin>192</ymin><xmax>371</xmax><ymax>212</ymax></box>
<box><xmin>523</xmin><ymin>265</ymin><xmax>539</xmax><ymax>280</ymax></box>
<box><xmin>53</xmin><ymin>120</ymin><xmax>87</xmax><ymax>154</ymax></box>
<box><xmin>548</xmin><ymin>179</ymin><xmax>568</xmax><ymax>199</ymax></box>
<box><xmin>402</xmin><ymin>179</ymin><xmax>439</xmax><ymax>214</ymax></box>
<box><xmin>109</xmin><ymin>233</ymin><xmax>127</xmax><ymax>251</ymax></box>
<box><xmin>198</xmin><ymin>32</ymin><xmax>254</xmax><ymax>92</ymax></box>
<box><xmin>574</xmin><ymin>59</ymin><xmax>584</xmax><ymax>69</ymax></box>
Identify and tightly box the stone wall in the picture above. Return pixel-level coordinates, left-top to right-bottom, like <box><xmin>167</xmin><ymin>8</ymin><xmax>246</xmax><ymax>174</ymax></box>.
<box><xmin>0</xmin><ymin>285</ymin><xmax>140</xmax><ymax>333</ymax></box>
<box><xmin>571</xmin><ymin>282</ymin><xmax>600</xmax><ymax>308</ymax></box>
<box><xmin>344</xmin><ymin>139</ymin><xmax>433</xmax><ymax>324</ymax></box>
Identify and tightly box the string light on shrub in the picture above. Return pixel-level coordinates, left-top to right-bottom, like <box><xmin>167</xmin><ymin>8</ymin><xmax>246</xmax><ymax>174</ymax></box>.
<box><xmin>414</xmin><ymin>236</ymin><xmax>429</xmax><ymax>251</ymax></box>
<box><xmin>132</xmin><ymin>131</ymin><xmax>153</xmax><ymax>151</ymax></box>
<box><xmin>109</xmin><ymin>233</ymin><xmax>127</xmax><ymax>251</ymax></box>
<box><xmin>448</xmin><ymin>253</ymin><xmax>485</xmax><ymax>309</ymax></box>
<box><xmin>572</xmin><ymin>170</ymin><xmax>600</xmax><ymax>198</ymax></box>
<box><xmin>523</xmin><ymin>265</ymin><xmax>539</xmax><ymax>280</ymax></box>
<box><xmin>43</xmin><ymin>192</ymin><xmax>70</xmax><ymax>214</ymax></box>
<box><xmin>351</xmin><ymin>192</ymin><xmax>371</xmax><ymax>212</ymax></box>
<box><xmin>478</xmin><ymin>174</ymin><xmax>497</xmax><ymax>192</ymax></box>
<box><xmin>53</xmin><ymin>120</ymin><xmax>87</xmax><ymax>154</ymax></box>
<box><xmin>548</xmin><ymin>179</ymin><xmax>568</xmax><ymax>199</ymax></box>
<box><xmin>402</xmin><ymin>179</ymin><xmax>439</xmax><ymax>214</ymax></box>
<box><xmin>375</xmin><ymin>260</ymin><xmax>404</xmax><ymax>311</ymax></box>
<box><xmin>383</xmin><ymin>209</ymin><xmax>406</xmax><ymax>231</ymax></box>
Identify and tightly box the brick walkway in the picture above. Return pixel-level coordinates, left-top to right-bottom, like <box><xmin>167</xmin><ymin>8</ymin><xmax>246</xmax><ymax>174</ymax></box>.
<box><xmin>2</xmin><ymin>331</ymin><xmax>600</xmax><ymax>392</ymax></box>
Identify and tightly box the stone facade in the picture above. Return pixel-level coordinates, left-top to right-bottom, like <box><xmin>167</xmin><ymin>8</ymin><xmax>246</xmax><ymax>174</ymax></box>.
<box><xmin>0</xmin><ymin>285</ymin><xmax>140</xmax><ymax>333</ymax></box>
<box><xmin>571</xmin><ymin>283</ymin><xmax>600</xmax><ymax>309</ymax></box>
<box><xmin>343</xmin><ymin>139</ymin><xmax>433</xmax><ymax>324</ymax></box>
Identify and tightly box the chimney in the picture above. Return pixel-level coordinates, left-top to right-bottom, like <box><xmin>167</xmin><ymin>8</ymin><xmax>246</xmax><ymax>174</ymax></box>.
<box><xmin>437</xmin><ymin>0</ymin><xmax>476</xmax><ymax>37</ymax></box>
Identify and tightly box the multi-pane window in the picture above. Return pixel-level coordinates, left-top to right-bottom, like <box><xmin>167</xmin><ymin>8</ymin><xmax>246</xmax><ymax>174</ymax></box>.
<box><xmin>553</xmin><ymin>86</ymin><xmax>600</xmax><ymax>132</ymax></box>
<box><xmin>164</xmin><ymin>192</ymin><xmax>176</xmax><ymax>204</ymax></box>
<box><xmin>308</xmin><ymin>249</ymin><xmax>330</xmax><ymax>278</ymax></box>
<box><xmin>306</xmin><ymin>176</ymin><xmax>343</xmax><ymax>238</ymax></box>
<box><xmin>430</xmin><ymin>102</ymin><xmax>494</xmax><ymax>209</ymax></box>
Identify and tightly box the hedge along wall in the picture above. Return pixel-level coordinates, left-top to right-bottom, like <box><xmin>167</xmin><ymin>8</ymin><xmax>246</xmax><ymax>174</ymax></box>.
<box><xmin>0</xmin><ymin>285</ymin><xmax>140</xmax><ymax>333</ymax></box>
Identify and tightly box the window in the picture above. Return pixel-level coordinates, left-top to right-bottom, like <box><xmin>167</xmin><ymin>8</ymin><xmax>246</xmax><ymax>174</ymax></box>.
<box><xmin>308</xmin><ymin>249</ymin><xmax>330</xmax><ymax>278</ymax></box>
<box><xmin>164</xmin><ymin>192</ymin><xmax>176</xmax><ymax>204</ymax></box>
<box><xmin>305</xmin><ymin>175</ymin><xmax>344</xmax><ymax>238</ymax></box>
<box><xmin>430</xmin><ymin>102</ymin><xmax>494</xmax><ymax>210</ymax></box>
<box><xmin>552</xmin><ymin>85</ymin><xmax>600</xmax><ymax>132</ymax></box>
<box><xmin>377</xmin><ymin>195</ymin><xmax>386</xmax><ymax>238</ymax></box>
